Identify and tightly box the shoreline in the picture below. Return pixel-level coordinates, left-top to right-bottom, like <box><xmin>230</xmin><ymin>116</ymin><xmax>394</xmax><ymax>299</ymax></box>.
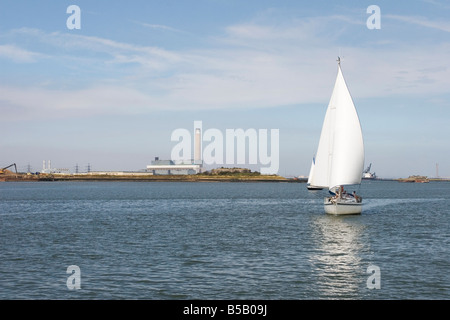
<box><xmin>1</xmin><ymin>173</ymin><xmax>449</xmax><ymax>183</ymax></box>
<box><xmin>0</xmin><ymin>173</ymin><xmax>305</xmax><ymax>183</ymax></box>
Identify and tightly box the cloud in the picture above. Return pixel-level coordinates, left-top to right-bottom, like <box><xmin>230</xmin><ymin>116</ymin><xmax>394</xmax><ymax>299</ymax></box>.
<box><xmin>0</xmin><ymin>85</ymin><xmax>161</xmax><ymax>120</ymax></box>
<box><xmin>2</xmin><ymin>13</ymin><xmax>450</xmax><ymax>121</ymax></box>
<box><xmin>421</xmin><ymin>0</ymin><xmax>450</xmax><ymax>9</ymax></box>
<box><xmin>7</xmin><ymin>27</ymin><xmax>181</xmax><ymax>69</ymax></box>
<box><xmin>0</xmin><ymin>44</ymin><xmax>41</xmax><ymax>63</ymax></box>
<box><xmin>222</xmin><ymin>14</ymin><xmax>362</xmax><ymax>48</ymax></box>
<box><xmin>386</xmin><ymin>14</ymin><xmax>450</xmax><ymax>33</ymax></box>
<box><xmin>134</xmin><ymin>21</ymin><xmax>187</xmax><ymax>34</ymax></box>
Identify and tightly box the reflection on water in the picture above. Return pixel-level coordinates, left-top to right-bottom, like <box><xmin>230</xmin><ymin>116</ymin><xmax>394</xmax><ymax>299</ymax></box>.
<box><xmin>309</xmin><ymin>215</ymin><xmax>367</xmax><ymax>299</ymax></box>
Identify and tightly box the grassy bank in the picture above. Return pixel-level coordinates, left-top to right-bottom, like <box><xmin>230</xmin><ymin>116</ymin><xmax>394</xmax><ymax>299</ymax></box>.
<box><xmin>2</xmin><ymin>172</ymin><xmax>304</xmax><ymax>183</ymax></box>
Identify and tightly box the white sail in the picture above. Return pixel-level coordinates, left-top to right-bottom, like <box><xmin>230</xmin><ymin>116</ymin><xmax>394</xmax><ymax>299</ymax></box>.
<box><xmin>307</xmin><ymin>156</ymin><xmax>324</xmax><ymax>189</ymax></box>
<box><xmin>309</xmin><ymin>99</ymin><xmax>334</xmax><ymax>188</ymax></box>
<box><xmin>307</xmin><ymin>156</ymin><xmax>315</xmax><ymax>184</ymax></box>
<box><xmin>310</xmin><ymin>62</ymin><xmax>364</xmax><ymax>190</ymax></box>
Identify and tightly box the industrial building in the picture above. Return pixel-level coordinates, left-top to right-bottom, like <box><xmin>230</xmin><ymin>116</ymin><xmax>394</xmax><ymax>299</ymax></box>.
<box><xmin>41</xmin><ymin>160</ymin><xmax>70</xmax><ymax>174</ymax></box>
<box><xmin>146</xmin><ymin>158</ymin><xmax>202</xmax><ymax>175</ymax></box>
<box><xmin>146</xmin><ymin>125</ymin><xmax>203</xmax><ymax>175</ymax></box>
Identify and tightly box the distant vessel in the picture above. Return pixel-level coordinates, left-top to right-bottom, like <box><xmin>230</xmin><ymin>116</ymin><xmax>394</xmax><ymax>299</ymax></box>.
<box><xmin>362</xmin><ymin>163</ymin><xmax>377</xmax><ymax>180</ymax></box>
<box><xmin>309</xmin><ymin>58</ymin><xmax>365</xmax><ymax>215</ymax></box>
<box><xmin>306</xmin><ymin>156</ymin><xmax>323</xmax><ymax>190</ymax></box>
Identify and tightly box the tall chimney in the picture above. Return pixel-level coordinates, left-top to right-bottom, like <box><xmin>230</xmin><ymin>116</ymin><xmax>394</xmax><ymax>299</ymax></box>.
<box><xmin>194</xmin><ymin>128</ymin><xmax>201</xmax><ymax>163</ymax></box>
<box><xmin>194</xmin><ymin>121</ymin><xmax>202</xmax><ymax>165</ymax></box>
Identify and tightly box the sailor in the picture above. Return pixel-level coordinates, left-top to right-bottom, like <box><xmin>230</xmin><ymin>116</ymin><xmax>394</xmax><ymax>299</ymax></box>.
<box><xmin>352</xmin><ymin>191</ymin><xmax>360</xmax><ymax>202</ymax></box>
<box><xmin>339</xmin><ymin>186</ymin><xmax>344</xmax><ymax>199</ymax></box>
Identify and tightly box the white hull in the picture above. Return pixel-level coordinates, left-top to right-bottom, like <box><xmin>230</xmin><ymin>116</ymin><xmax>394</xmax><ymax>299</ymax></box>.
<box><xmin>324</xmin><ymin>197</ymin><xmax>362</xmax><ymax>215</ymax></box>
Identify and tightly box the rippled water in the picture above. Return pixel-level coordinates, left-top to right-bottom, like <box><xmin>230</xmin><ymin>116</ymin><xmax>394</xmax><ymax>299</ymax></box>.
<box><xmin>0</xmin><ymin>180</ymin><xmax>448</xmax><ymax>299</ymax></box>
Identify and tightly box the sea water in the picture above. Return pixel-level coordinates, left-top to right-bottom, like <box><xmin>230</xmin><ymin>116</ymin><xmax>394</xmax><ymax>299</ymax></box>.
<box><xmin>0</xmin><ymin>180</ymin><xmax>448</xmax><ymax>299</ymax></box>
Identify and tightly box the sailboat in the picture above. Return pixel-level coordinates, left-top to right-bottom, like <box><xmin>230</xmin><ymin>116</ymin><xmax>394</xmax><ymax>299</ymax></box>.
<box><xmin>309</xmin><ymin>57</ymin><xmax>365</xmax><ymax>215</ymax></box>
<box><xmin>307</xmin><ymin>156</ymin><xmax>323</xmax><ymax>190</ymax></box>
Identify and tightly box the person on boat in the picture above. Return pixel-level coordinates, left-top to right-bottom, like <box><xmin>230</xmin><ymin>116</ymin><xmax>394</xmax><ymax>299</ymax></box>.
<box><xmin>352</xmin><ymin>191</ymin><xmax>361</xmax><ymax>203</ymax></box>
<box><xmin>330</xmin><ymin>189</ymin><xmax>339</xmax><ymax>203</ymax></box>
<box><xmin>338</xmin><ymin>186</ymin><xmax>344</xmax><ymax>199</ymax></box>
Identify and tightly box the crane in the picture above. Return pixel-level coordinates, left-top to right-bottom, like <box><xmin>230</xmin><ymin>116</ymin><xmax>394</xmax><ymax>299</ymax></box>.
<box><xmin>0</xmin><ymin>163</ymin><xmax>17</xmax><ymax>174</ymax></box>
<box><xmin>363</xmin><ymin>163</ymin><xmax>372</xmax><ymax>174</ymax></box>
<box><xmin>362</xmin><ymin>163</ymin><xmax>377</xmax><ymax>179</ymax></box>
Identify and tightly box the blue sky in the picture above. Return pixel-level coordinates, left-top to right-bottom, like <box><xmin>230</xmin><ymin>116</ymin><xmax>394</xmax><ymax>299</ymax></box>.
<box><xmin>1</xmin><ymin>0</ymin><xmax>449</xmax><ymax>178</ymax></box>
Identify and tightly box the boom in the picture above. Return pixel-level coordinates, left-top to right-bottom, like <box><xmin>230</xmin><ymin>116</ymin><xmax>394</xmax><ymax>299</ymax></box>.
<box><xmin>0</xmin><ymin>163</ymin><xmax>17</xmax><ymax>174</ymax></box>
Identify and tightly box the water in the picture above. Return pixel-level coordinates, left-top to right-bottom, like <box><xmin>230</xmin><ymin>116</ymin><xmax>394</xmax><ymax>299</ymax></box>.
<box><xmin>0</xmin><ymin>180</ymin><xmax>448</xmax><ymax>299</ymax></box>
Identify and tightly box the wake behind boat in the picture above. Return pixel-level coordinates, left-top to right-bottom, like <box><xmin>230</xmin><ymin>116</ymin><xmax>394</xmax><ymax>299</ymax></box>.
<box><xmin>309</xmin><ymin>58</ymin><xmax>365</xmax><ymax>215</ymax></box>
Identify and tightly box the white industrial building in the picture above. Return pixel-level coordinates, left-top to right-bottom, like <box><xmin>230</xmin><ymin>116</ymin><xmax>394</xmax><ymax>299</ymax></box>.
<box><xmin>41</xmin><ymin>160</ymin><xmax>70</xmax><ymax>174</ymax></box>
<box><xmin>147</xmin><ymin>126</ymin><xmax>203</xmax><ymax>175</ymax></box>
<box><xmin>146</xmin><ymin>158</ymin><xmax>202</xmax><ymax>175</ymax></box>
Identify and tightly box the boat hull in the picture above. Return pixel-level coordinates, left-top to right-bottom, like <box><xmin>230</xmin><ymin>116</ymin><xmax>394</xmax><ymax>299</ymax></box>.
<box><xmin>324</xmin><ymin>197</ymin><xmax>362</xmax><ymax>215</ymax></box>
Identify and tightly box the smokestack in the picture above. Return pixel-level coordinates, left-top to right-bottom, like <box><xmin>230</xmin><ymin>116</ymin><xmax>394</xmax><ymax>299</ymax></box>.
<box><xmin>194</xmin><ymin>128</ymin><xmax>201</xmax><ymax>163</ymax></box>
<box><xmin>194</xmin><ymin>121</ymin><xmax>202</xmax><ymax>165</ymax></box>
<box><xmin>48</xmin><ymin>160</ymin><xmax>51</xmax><ymax>170</ymax></box>
<box><xmin>43</xmin><ymin>160</ymin><xmax>46</xmax><ymax>171</ymax></box>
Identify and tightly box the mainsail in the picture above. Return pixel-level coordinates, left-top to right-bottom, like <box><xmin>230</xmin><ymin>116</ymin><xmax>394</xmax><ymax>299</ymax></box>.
<box><xmin>309</xmin><ymin>60</ymin><xmax>364</xmax><ymax>190</ymax></box>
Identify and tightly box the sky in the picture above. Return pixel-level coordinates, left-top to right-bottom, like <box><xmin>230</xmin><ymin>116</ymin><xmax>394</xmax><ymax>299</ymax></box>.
<box><xmin>1</xmin><ymin>0</ymin><xmax>449</xmax><ymax>178</ymax></box>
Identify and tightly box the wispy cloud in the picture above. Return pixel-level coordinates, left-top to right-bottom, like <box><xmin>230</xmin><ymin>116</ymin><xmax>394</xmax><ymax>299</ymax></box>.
<box><xmin>0</xmin><ymin>44</ymin><xmax>42</xmax><ymax>63</ymax></box>
<box><xmin>386</xmin><ymin>14</ymin><xmax>450</xmax><ymax>33</ymax></box>
<box><xmin>0</xmin><ymin>85</ymin><xmax>160</xmax><ymax>121</ymax></box>
<box><xmin>8</xmin><ymin>27</ymin><xmax>181</xmax><ymax>67</ymax></box>
<box><xmin>134</xmin><ymin>21</ymin><xmax>187</xmax><ymax>34</ymax></box>
<box><xmin>223</xmin><ymin>15</ymin><xmax>363</xmax><ymax>45</ymax></box>
<box><xmin>421</xmin><ymin>0</ymin><xmax>450</xmax><ymax>9</ymax></box>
